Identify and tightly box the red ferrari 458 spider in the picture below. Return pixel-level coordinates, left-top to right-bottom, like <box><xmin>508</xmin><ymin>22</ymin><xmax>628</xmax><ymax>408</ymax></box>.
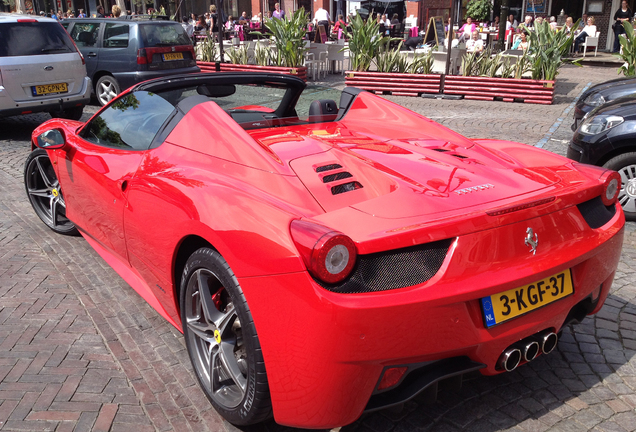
<box><xmin>25</xmin><ymin>73</ymin><xmax>624</xmax><ymax>429</ymax></box>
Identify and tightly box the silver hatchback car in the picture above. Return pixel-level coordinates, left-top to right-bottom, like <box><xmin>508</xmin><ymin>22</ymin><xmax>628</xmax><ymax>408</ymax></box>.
<box><xmin>0</xmin><ymin>14</ymin><xmax>91</xmax><ymax>120</ymax></box>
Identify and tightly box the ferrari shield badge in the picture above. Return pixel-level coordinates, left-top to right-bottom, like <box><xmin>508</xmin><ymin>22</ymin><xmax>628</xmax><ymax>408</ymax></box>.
<box><xmin>525</xmin><ymin>227</ymin><xmax>538</xmax><ymax>255</ymax></box>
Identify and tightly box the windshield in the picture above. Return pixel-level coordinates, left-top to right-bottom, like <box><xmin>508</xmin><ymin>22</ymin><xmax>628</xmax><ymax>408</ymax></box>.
<box><xmin>0</xmin><ymin>22</ymin><xmax>75</xmax><ymax>57</ymax></box>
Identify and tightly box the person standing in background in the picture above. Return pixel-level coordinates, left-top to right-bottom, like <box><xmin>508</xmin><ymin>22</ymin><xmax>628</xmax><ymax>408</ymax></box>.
<box><xmin>273</xmin><ymin>3</ymin><xmax>284</xmax><ymax>20</ymax></box>
<box><xmin>314</xmin><ymin>7</ymin><xmax>331</xmax><ymax>36</ymax></box>
<box><xmin>613</xmin><ymin>0</ymin><xmax>632</xmax><ymax>52</ymax></box>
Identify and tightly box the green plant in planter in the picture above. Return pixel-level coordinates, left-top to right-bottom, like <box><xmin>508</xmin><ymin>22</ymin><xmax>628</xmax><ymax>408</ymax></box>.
<box><xmin>526</xmin><ymin>20</ymin><xmax>579</xmax><ymax>80</ymax></box>
<box><xmin>252</xmin><ymin>8</ymin><xmax>308</xmax><ymax>67</ymax></box>
<box><xmin>374</xmin><ymin>40</ymin><xmax>404</xmax><ymax>72</ymax></box>
<box><xmin>199</xmin><ymin>34</ymin><xmax>217</xmax><ymax>62</ymax></box>
<box><xmin>254</xmin><ymin>43</ymin><xmax>270</xmax><ymax>66</ymax></box>
<box><xmin>465</xmin><ymin>0</ymin><xmax>491</xmax><ymax>22</ymax></box>
<box><xmin>618</xmin><ymin>21</ymin><xmax>636</xmax><ymax>76</ymax></box>
<box><xmin>226</xmin><ymin>44</ymin><xmax>250</xmax><ymax>64</ymax></box>
<box><xmin>345</xmin><ymin>13</ymin><xmax>389</xmax><ymax>71</ymax></box>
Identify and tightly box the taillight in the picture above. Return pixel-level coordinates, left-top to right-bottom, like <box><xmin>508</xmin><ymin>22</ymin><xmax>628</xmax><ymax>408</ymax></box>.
<box><xmin>600</xmin><ymin>170</ymin><xmax>621</xmax><ymax>206</ymax></box>
<box><xmin>137</xmin><ymin>49</ymin><xmax>148</xmax><ymax>64</ymax></box>
<box><xmin>290</xmin><ymin>220</ymin><xmax>357</xmax><ymax>284</ymax></box>
<box><xmin>17</xmin><ymin>19</ymin><xmax>37</xmax><ymax>22</ymax></box>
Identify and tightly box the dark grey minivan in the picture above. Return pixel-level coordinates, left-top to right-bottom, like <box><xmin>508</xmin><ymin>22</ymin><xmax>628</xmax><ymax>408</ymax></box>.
<box><xmin>62</xmin><ymin>18</ymin><xmax>199</xmax><ymax>105</ymax></box>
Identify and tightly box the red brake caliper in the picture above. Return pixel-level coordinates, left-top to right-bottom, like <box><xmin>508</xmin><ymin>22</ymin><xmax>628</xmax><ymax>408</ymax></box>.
<box><xmin>211</xmin><ymin>287</ymin><xmax>225</xmax><ymax>311</ymax></box>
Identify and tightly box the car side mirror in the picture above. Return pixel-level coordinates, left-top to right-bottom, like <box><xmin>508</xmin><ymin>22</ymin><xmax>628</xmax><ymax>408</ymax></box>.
<box><xmin>36</xmin><ymin>129</ymin><xmax>66</xmax><ymax>149</ymax></box>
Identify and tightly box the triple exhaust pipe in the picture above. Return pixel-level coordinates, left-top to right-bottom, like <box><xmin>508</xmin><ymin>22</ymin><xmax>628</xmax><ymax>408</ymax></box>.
<box><xmin>497</xmin><ymin>331</ymin><xmax>558</xmax><ymax>372</ymax></box>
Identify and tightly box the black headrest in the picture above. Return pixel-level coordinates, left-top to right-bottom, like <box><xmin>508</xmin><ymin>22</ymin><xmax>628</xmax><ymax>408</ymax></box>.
<box><xmin>78</xmin><ymin>31</ymin><xmax>93</xmax><ymax>44</ymax></box>
<box><xmin>308</xmin><ymin>99</ymin><xmax>338</xmax><ymax>117</ymax></box>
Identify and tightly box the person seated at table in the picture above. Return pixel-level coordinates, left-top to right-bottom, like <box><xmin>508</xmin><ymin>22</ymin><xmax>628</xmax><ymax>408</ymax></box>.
<box><xmin>549</xmin><ymin>16</ymin><xmax>557</xmax><ymax>30</ymax></box>
<box><xmin>391</xmin><ymin>13</ymin><xmax>400</xmax><ymax>26</ymax></box>
<box><xmin>466</xmin><ymin>30</ymin><xmax>484</xmax><ymax>53</ymax></box>
<box><xmin>511</xmin><ymin>30</ymin><xmax>530</xmax><ymax>50</ymax></box>
<box><xmin>333</xmin><ymin>14</ymin><xmax>346</xmax><ymax>37</ymax></box>
<box><xmin>506</xmin><ymin>15</ymin><xmax>518</xmax><ymax>30</ymax></box>
<box><xmin>195</xmin><ymin>15</ymin><xmax>208</xmax><ymax>32</ymax></box>
<box><xmin>381</xmin><ymin>14</ymin><xmax>390</xmax><ymax>27</ymax></box>
<box><xmin>574</xmin><ymin>16</ymin><xmax>596</xmax><ymax>53</ymax></box>
<box><xmin>225</xmin><ymin>16</ymin><xmax>235</xmax><ymax>30</ymax></box>
<box><xmin>181</xmin><ymin>16</ymin><xmax>194</xmax><ymax>38</ymax></box>
<box><xmin>564</xmin><ymin>16</ymin><xmax>574</xmax><ymax>34</ymax></box>
<box><xmin>457</xmin><ymin>17</ymin><xmax>476</xmax><ymax>42</ymax></box>
<box><xmin>521</xmin><ymin>15</ymin><xmax>533</xmax><ymax>29</ymax></box>
<box><xmin>238</xmin><ymin>12</ymin><xmax>248</xmax><ymax>25</ymax></box>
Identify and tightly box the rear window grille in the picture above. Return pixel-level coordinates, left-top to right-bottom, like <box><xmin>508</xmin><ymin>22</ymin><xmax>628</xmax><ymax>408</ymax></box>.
<box><xmin>322</xmin><ymin>172</ymin><xmax>353</xmax><ymax>183</ymax></box>
<box><xmin>577</xmin><ymin>196</ymin><xmax>616</xmax><ymax>229</ymax></box>
<box><xmin>317</xmin><ymin>239</ymin><xmax>454</xmax><ymax>293</ymax></box>
<box><xmin>331</xmin><ymin>181</ymin><xmax>363</xmax><ymax>195</ymax></box>
<box><xmin>316</xmin><ymin>164</ymin><xmax>342</xmax><ymax>172</ymax></box>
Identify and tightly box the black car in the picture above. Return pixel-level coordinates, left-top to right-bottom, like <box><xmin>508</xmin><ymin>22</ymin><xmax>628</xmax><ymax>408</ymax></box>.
<box><xmin>62</xmin><ymin>18</ymin><xmax>199</xmax><ymax>106</ymax></box>
<box><xmin>568</xmin><ymin>94</ymin><xmax>636</xmax><ymax>220</ymax></box>
<box><xmin>572</xmin><ymin>76</ymin><xmax>636</xmax><ymax>131</ymax></box>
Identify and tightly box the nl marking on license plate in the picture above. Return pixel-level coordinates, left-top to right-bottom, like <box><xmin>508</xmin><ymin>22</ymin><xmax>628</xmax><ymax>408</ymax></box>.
<box><xmin>163</xmin><ymin>52</ymin><xmax>183</xmax><ymax>61</ymax></box>
<box><xmin>32</xmin><ymin>83</ymin><xmax>68</xmax><ymax>96</ymax></box>
<box><xmin>481</xmin><ymin>269</ymin><xmax>573</xmax><ymax>328</ymax></box>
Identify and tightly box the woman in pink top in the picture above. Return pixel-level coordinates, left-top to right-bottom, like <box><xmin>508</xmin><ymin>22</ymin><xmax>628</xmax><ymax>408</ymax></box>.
<box><xmin>458</xmin><ymin>17</ymin><xmax>476</xmax><ymax>42</ymax></box>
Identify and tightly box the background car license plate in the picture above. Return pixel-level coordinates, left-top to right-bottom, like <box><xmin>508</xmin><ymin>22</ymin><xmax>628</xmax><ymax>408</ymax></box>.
<box><xmin>481</xmin><ymin>270</ymin><xmax>573</xmax><ymax>328</ymax></box>
<box><xmin>163</xmin><ymin>52</ymin><xmax>183</xmax><ymax>61</ymax></box>
<box><xmin>32</xmin><ymin>83</ymin><xmax>68</xmax><ymax>96</ymax></box>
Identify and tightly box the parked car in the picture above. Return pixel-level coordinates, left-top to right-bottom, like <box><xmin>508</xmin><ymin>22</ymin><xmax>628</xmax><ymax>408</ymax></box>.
<box><xmin>571</xmin><ymin>76</ymin><xmax>636</xmax><ymax>131</ymax></box>
<box><xmin>26</xmin><ymin>73</ymin><xmax>624</xmax><ymax>429</ymax></box>
<box><xmin>0</xmin><ymin>14</ymin><xmax>90</xmax><ymax>119</ymax></box>
<box><xmin>568</xmin><ymin>93</ymin><xmax>636</xmax><ymax>220</ymax></box>
<box><xmin>61</xmin><ymin>17</ymin><xmax>199</xmax><ymax>106</ymax></box>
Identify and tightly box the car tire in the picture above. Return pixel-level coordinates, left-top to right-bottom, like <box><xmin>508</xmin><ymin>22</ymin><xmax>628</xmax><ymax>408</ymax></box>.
<box><xmin>49</xmin><ymin>105</ymin><xmax>84</xmax><ymax>121</ymax></box>
<box><xmin>95</xmin><ymin>75</ymin><xmax>121</xmax><ymax>106</ymax></box>
<box><xmin>180</xmin><ymin>248</ymin><xmax>272</xmax><ymax>425</ymax></box>
<box><xmin>24</xmin><ymin>149</ymin><xmax>79</xmax><ymax>236</ymax></box>
<box><xmin>603</xmin><ymin>152</ymin><xmax>636</xmax><ymax>221</ymax></box>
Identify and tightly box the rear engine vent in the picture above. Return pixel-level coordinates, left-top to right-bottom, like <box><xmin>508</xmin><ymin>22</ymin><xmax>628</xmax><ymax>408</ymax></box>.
<box><xmin>452</xmin><ymin>154</ymin><xmax>468</xmax><ymax>159</ymax></box>
<box><xmin>316</xmin><ymin>239</ymin><xmax>454</xmax><ymax>293</ymax></box>
<box><xmin>316</xmin><ymin>164</ymin><xmax>342</xmax><ymax>173</ymax></box>
<box><xmin>433</xmin><ymin>148</ymin><xmax>450</xmax><ymax>152</ymax></box>
<box><xmin>331</xmin><ymin>181</ymin><xmax>363</xmax><ymax>195</ymax></box>
<box><xmin>322</xmin><ymin>172</ymin><xmax>353</xmax><ymax>183</ymax></box>
<box><xmin>577</xmin><ymin>196</ymin><xmax>616</xmax><ymax>229</ymax></box>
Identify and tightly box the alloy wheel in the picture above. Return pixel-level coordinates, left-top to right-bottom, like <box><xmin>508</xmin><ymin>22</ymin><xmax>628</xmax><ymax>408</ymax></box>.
<box><xmin>184</xmin><ymin>268</ymin><xmax>248</xmax><ymax>408</ymax></box>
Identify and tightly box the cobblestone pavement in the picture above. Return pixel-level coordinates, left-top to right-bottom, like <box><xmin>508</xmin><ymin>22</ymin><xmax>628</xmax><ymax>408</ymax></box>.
<box><xmin>1</xmin><ymin>65</ymin><xmax>635</xmax><ymax>432</ymax></box>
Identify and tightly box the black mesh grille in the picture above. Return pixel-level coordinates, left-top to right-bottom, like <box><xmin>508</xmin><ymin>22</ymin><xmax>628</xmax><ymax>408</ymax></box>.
<box><xmin>317</xmin><ymin>239</ymin><xmax>454</xmax><ymax>293</ymax></box>
<box><xmin>452</xmin><ymin>154</ymin><xmax>468</xmax><ymax>159</ymax></box>
<box><xmin>322</xmin><ymin>172</ymin><xmax>353</xmax><ymax>183</ymax></box>
<box><xmin>316</xmin><ymin>164</ymin><xmax>342</xmax><ymax>172</ymax></box>
<box><xmin>577</xmin><ymin>196</ymin><xmax>616</xmax><ymax>229</ymax></box>
<box><xmin>331</xmin><ymin>181</ymin><xmax>363</xmax><ymax>195</ymax></box>
<box><xmin>433</xmin><ymin>148</ymin><xmax>449</xmax><ymax>152</ymax></box>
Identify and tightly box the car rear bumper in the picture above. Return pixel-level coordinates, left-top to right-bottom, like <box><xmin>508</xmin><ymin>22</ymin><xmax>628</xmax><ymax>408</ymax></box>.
<box><xmin>0</xmin><ymin>77</ymin><xmax>91</xmax><ymax>118</ymax></box>
<box><xmin>240</xmin><ymin>205</ymin><xmax>624</xmax><ymax>428</ymax></box>
<box><xmin>113</xmin><ymin>66</ymin><xmax>201</xmax><ymax>92</ymax></box>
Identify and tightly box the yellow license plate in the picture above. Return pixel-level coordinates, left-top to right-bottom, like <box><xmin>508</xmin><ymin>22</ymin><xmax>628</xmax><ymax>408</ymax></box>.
<box><xmin>32</xmin><ymin>83</ymin><xmax>68</xmax><ymax>96</ymax></box>
<box><xmin>163</xmin><ymin>52</ymin><xmax>183</xmax><ymax>61</ymax></box>
<box><xmin>481</xmin><ymin>270</ymin><xmax>573</xmax><ymax>328</ymax></box>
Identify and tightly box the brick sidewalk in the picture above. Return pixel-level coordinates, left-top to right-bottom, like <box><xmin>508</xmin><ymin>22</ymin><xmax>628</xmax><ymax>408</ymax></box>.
<box><xmin>1</xmin><ymin>65</ymin><xmax>636</xmax><ymax>432</ymax></box>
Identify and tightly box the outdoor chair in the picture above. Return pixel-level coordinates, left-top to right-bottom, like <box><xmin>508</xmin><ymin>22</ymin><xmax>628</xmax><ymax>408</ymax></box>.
<box><xmin>582</xmin><ymin>31</ymin><xmax>600</xmax><ymax>57</ymax></box>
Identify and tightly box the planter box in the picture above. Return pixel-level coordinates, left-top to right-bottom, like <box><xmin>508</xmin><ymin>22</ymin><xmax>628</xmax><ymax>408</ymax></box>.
<box><xmin>197</xmin><ymin>61</ymin><xmax>307</xmax><ymax>82</ymax></box>
<box><xmin>344</xmin><ymin>71</ymin><xmax>555</xmax><ymax>105</ymax></box>
<box><xmin>345</xmin><ymin>71</ymin><xmax>441</xmax><ymax>97</ymax></box>
<box><xmin>444</xmin><ymin>76</ymin><xmax>555</xmax><ymax>105</ymax></box>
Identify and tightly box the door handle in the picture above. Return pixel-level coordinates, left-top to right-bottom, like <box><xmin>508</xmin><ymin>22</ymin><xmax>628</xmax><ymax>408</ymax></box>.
<box><xmin>87</xmin><ymin>52</ymin><xmax>97</xmax><ymax>57</ymax></box>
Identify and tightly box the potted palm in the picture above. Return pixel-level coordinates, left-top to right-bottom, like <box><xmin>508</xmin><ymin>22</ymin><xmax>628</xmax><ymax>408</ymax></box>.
<box><xmin>345</xmin><ymin>17</ymin><xmax>442</xmax><ymax>96</ymax></box>
<box><xmin>197</xmin><ymin>8</ymin><xmax>308</xmax><ymax>81</ymax></box>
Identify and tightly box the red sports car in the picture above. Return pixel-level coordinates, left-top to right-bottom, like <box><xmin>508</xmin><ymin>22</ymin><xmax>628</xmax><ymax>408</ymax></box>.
<box><xmin>25</xmin><ymin>73</ymin><xmax>624</xmax><ymax>429</ymax></box>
